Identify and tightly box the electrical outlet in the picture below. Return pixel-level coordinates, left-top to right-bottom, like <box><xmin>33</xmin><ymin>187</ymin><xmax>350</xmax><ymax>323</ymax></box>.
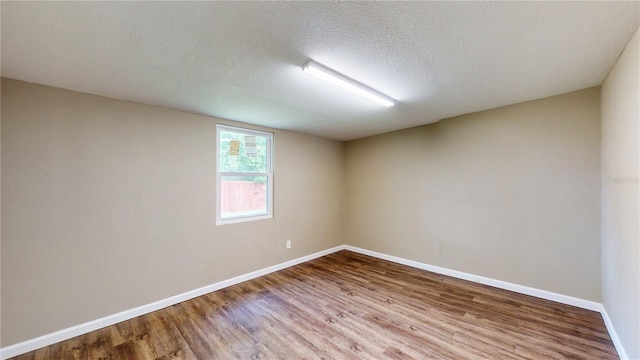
<box><xmin>286</xmin><ymin>240</ymin><xmax>292</xmax><ymax>249</ymax></box>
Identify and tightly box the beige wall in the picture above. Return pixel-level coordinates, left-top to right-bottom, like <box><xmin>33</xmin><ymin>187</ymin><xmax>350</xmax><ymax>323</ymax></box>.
<box><xmin>346</xmin><ymin>88</ymin><xmax>602</xmax><ymax>301</ymax></box>
<box><xmin>0</xmin><ymin>74</ymin><xmax>622</xmax><ymax>350</ymax></box>
<box><xmin>0</xmin><ymin>78</ymin><xmax>345</xmax><ymax>346</ymax></box>
<box><xmin>601</xmin><ymin>27</ymin><xmax>640</xmax><ymax>359</ymax></box>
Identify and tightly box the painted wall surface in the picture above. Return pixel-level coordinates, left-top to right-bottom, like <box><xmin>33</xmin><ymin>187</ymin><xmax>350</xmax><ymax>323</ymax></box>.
<box><xmin>345</xmin><ymin>88</ymin><xmax>602</xmax><ymax>302</ymax></box>
<box><xmin>601</xmin><ymin>27</ymin><xmax>640</xmax><ymax>359</ymax></box>
<box><xmin>0</xmin><ymin>78</ymin><xmax>345</xmax><ymax>346</ymax></box>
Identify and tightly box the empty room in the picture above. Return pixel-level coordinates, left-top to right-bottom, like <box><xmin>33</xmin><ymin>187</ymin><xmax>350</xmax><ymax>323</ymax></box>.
<box><xmin>1</xmin><ymin>2</ymin><xmax>639</xmax><ymax>360</ymax></box>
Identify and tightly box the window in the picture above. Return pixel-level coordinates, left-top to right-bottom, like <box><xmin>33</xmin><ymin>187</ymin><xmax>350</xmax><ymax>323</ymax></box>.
<box><xmin>216</xmin><ymin>124</ymin><xmax>273</xmax><ymax>224</ymax></box>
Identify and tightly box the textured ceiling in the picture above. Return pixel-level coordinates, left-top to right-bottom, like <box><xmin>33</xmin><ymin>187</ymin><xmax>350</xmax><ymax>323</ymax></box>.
<box><xmin>2</xmin><ymin>2</ymin><xmax>639</xmax><ymax>140</ymax></box>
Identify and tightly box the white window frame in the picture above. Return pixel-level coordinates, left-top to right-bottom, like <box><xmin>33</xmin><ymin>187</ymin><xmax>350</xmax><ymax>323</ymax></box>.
<box><xmin>216</xmin><ymin>124</ymin><xmax>273</xmax><ymax>225</ymax></box>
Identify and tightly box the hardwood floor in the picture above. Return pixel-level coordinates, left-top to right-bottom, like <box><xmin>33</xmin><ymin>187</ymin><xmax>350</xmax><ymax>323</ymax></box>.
<box><xmin>10</xmin><ymin>250</ymin><xmax>618</xmax><ymax>360</ymax></box>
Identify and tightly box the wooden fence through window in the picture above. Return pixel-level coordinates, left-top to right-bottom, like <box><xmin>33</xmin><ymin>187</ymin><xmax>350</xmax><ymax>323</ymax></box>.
<box><xmin>221</xmin><ymin>181</ymin><xmax>267</xmax><ymax>213</ymax></box>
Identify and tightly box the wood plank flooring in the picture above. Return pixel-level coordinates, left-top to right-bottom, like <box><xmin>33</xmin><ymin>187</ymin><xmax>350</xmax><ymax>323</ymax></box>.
<box><xmin>9</xmin><ymin>250</ymin><xmax>618</xmax><ymax>359</ymax></box>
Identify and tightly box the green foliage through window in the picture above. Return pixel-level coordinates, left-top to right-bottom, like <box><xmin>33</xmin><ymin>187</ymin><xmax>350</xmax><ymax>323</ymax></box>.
<box><xmin>219</xmin><ymin>129</ymin><xmax>268</xmax><ymax>182</ymax></box>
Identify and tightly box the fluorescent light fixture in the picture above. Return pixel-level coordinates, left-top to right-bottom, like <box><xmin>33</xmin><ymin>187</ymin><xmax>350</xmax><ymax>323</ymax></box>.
<box><xmin>302</xmin><ymin>61</ymin><xmax>395</xmax><ymax>107</ymax></box>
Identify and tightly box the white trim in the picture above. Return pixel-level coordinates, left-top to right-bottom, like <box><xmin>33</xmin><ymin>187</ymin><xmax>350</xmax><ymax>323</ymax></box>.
<box><xmin>599</xmin><ymin>305</ymin><xmax>630</xmax><ymax>360</ymax></box>
<box><xmin>2</xmin><ymin>245</ymin><xmax>625</xmax><ymax>360</ymax></box>
<box><xmin>345</xmin><ymin>246</ymin><xmax>628</xmax><ymax>357</ymax></box>
<box><xmin>0</xmin><ymin>246</ymin><xmax>346</xmax><ymax>360</ymax></box>
<box><xmin>343</xmin><ymin>245</ymin><xmax>602</xmax><ymax>311</ymax></box>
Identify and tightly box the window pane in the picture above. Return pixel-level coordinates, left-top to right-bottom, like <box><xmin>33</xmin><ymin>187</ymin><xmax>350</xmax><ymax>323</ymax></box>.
<box><xmin>219</xmin><ymin>129</ymin><xmax>268</xmax><ymax>173</ymax></box>
<box><xmin>220</xmin><ymin>175</ymin><xmax>268</xmax><ymax>220</ymax></box>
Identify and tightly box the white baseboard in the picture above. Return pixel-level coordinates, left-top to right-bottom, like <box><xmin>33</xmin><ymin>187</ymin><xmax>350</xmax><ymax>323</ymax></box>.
<box><xmin>599</xmin><ymin>305</ymin><xmax>630</xmax><ymax>360</ymax></box>
<box><xmin>1</xmin><ymin>244</ymin><xmax>626</xmax><ymax>360</ymax></box>
<box><xmin>0</xmin><ymin>245</ymin><xmax>347</xmax><ymax>360</ymax></box>
<box><xmin>345</xmin><ymin>246</ymin><xmax>630</xmax><ymax>359</ymax></box>
<box><xmin>343</xmin><ymin>245</ymin><xmax>602</xmax><ymax>311</ymax></box>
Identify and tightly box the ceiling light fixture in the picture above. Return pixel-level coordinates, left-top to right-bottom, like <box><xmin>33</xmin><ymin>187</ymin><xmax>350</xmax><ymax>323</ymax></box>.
<box><xmin>302</xmin><ymin>61</ymin><xmax>395</xmax><ymax>107</ymax></box>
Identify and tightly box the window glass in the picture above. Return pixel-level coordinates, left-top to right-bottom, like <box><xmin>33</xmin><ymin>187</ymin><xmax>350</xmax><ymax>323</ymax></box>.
<box><xmin>216</xmin><ymin>125</ymin><xmax>273</xmax><ymax>224</ymax></box>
